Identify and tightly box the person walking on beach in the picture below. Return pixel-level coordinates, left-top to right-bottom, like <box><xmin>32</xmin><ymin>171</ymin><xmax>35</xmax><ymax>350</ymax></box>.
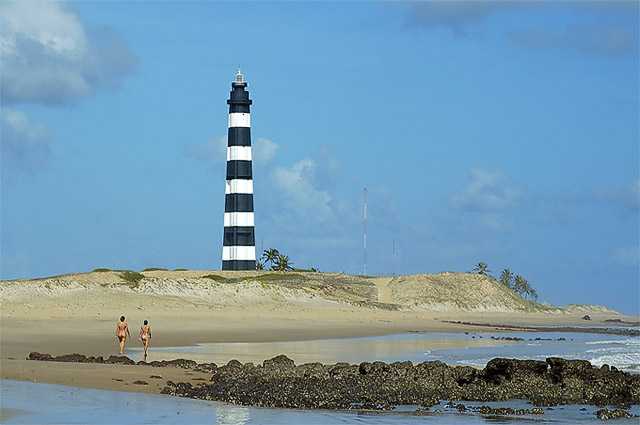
<box><xmin>115</xmin><ymin>316</ymin><xmax>131</xmax><ymax>354</ymax></box>
<box><xmin>139</xmin><ymin>320</ymin><xmax>152</xmax><ymax>359</ymax></box>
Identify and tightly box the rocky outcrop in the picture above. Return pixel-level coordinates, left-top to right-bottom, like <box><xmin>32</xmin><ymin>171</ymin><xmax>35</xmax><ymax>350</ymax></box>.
<box><xmin>27</xmin><ymin>352</ymin><xmax>639</xmax><ymax>411</ymax></box>
<box><xmin>161</xmin><ymin>356</ymin><xmax>639</xmax><ymax>410</ymax></box>
<box><xmin>595</xmin><ymin>408</ymin><xmax>633</xmax><ymax>420</ymax></box>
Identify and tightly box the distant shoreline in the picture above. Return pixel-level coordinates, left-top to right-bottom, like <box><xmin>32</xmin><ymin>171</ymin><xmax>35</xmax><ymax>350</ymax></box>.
<box><xmin>440</xmin><ymin>320</ymin><xmax>640</xmax><ymax>336</ymax></box>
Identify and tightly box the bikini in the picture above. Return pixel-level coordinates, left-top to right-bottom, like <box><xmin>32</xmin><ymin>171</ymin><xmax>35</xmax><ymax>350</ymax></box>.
<box><xmin>140</xmin><ymin>326</ymin><xmax>150</xmax><ymax>341</ymax></box>
<box><xmin>117</xmin><ymin>323</ymin><xmax>127</xmax><ymax>338</ymax></box>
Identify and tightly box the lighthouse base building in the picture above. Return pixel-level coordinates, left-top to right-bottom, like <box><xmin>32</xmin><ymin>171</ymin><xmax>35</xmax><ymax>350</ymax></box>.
<box><xmin>222</xmin><ymin>71</ymin><xmax>256</xmax><ymax>271</ymax></box>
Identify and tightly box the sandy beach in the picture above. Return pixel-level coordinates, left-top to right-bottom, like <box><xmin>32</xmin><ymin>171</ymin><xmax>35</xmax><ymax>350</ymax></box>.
<box><xmin>1</xmin><ymin>270</ymin><xmax>635</xmax><ymax>395</ymax></box>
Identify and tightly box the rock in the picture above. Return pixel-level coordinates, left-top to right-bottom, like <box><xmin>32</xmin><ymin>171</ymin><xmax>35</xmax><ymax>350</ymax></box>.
<box><xmin>490</xmin><ymin>336</ymin><xmax>524</xmax><ymax>341</ymax></box>
<box><xmin>582</xmin><ymin>315</ymin><xmax>592</xmax><ymax>321</ymax></box>
<box><xmin>133</xmin><ymin>380</ymin><xmax>148</xmax><ymax>385</ymax></box>
<box><xmin>25</xmin><ymin>352</ymin><xmax>640</xmax><ymax>411</ymax></box>
<box><xmin>478</xmin><ymin>406</ymin><xmax>544</xmax><ymax>416</ymax></box>
<box><xmin>149</xmin><ymin>375</ymin><xmax>163</xmax><ymax>379</ymax></box>
<box><xmin>595</xmin><ymin>408</ymin><xmax>632</xmax><ymax>420</ymax></box>
<box><xmin>263</xmin><ymin>354</ymin><xmax>295</xmax><ymax>370</ymax></box>
<box><xmin>194</xmin><ymin>362</ymin><xmax>217</xmax><ymax>373</ymax></box>
<box><xmin>27</xmin><ymin>352</ymin><xmax>53</xmax><ymax>361</ymax></box>
<box><xmin>105</xmin><ymin>355</ymin><xmax>135</xmax><ymax>365</ymax></box>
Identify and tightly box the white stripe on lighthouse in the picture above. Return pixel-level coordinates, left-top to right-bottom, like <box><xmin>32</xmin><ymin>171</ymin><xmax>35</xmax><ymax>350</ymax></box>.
<box><xmin>225</xmin><ymin>179</ymin><xmax>253</xmax><ymax>194</ymax></box>
<box><xmin>228</xmin><ymin>113</ymin><xmax>250</xmax><ymax>128</ymax></box>
<box><xmin>224</xmin><ymin>212</ymin><xmax>254</xmax><ymax>227</ymax></box>
<box><xmin>222</xmin><ymin>246</ymin><xmax>256</xmax><ymax>261</ymax></box>
<box><xmin>227</xmin><ymin>146</ymin><xmax>252</xmax><ymax>161</ymax></box>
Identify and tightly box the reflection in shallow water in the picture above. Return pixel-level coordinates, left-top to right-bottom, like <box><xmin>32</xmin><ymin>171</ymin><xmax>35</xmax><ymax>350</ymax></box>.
<box><xmin>129</xmin><ymin>331</ymin><xmax>640</xmax><ymax>373</ymax></box>
<box><xmin>216</xmin><ymin>404</ymin><xmax>249</xmax><ymax>425</ymax></box>
<box><xmin>2</xmin><ymin>380</ymin><xmax>639</xmax><ymax>424</ymax></box>
<box><xmin>128</xmin><ymin>332</ymin><xmax>504</xmax><ymax>365</ymax></box>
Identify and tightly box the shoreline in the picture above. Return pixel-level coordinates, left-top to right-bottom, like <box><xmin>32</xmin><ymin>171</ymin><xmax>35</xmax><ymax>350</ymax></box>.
<box><xmin>11</xmin><ymin>352</ymin><xmax>640</xmax><ymax>412</ymax></box>
<box><xmin>439</xmin><ymin>320</ymin><xmax>640</xmax><ymax>336</ymax></box>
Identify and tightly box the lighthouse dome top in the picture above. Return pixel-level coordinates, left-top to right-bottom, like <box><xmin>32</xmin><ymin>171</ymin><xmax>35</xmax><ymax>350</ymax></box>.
<box><xmin>234</xmin><ymin>69</ymin><xmax>245</xmax><ymax>85</ymax></box>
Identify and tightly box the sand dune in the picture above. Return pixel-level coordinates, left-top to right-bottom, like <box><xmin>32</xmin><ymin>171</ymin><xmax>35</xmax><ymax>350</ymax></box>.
<box><xmin>1</xmin><ymin>269</ymin><xmax>611</xmax><ymax>315</ymax></box>
<box><xmin>0</xmin><ymin>269</ymin><xmax>631</xmax><ymax>394</ymax></box>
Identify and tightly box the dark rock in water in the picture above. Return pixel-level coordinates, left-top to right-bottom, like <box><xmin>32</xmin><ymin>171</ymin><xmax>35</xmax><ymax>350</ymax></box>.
<box><xmin>583</xmin><ymin>315</ymin><xmax>592</xmax><ymax>321</ymax></box>
<box><xmin>26</xmin><ymin>351</ymin><xmax>639</xmax><ymax>412</ymax></box>
<box><xmin>490</xmin><ymin>336</ymin><xmax>525</xmax><ymax>341</ymax></box>
<box><xmin>159</xmin><ymin>355</ymin><xmax>639</xmax><ymax>411</ymax></box>
<box><xmin>478</xmin><ymin>406</ymin><xmax>544</xmax><ymax>416</ymax></box>
<box><xmin>595</xmin><ymin>408</ymin><xmax>632</xmax><ymax>420</ymax></box>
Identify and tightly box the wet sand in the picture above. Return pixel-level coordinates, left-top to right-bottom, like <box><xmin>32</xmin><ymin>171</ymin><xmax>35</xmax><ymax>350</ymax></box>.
<box><xmin>1</xmin><ymin>311</ymin><xmax>630</xmax><ymax>395</ymax></box>
<box><xmin>1</xmin><ymin>359</ymin><xmax>211</xmax><ymax>394</ymax></box>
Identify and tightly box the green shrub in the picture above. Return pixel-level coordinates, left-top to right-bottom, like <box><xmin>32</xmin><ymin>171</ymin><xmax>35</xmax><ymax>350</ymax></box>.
<box><xmin>93</xmin><ymin>268</ymin><xmax>112</xmax><ymax>272</ymax></box>
<box><xmin>202</xmin><ymin>274</ymin><xmax>234</xmax><ymax>283</ymax></box>
<box><xmin>253</xmin><ymin>273</ymin><xmax>305</xmax><ymax>282</ymax></box>
<box><xmin>120</xmin><ymin>271</ymin><xmax>145</xmax><ymax>286</ymax></box>
<box><xmin>142</xmin><ymin>267</ymin><xmax>168</xmax><ymax>272</ymax></box>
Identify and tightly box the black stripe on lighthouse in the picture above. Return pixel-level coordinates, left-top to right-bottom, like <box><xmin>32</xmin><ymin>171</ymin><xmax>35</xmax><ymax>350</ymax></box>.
<box><xmin>225</xmin><ymin>160</ymin><xmax>252</xmax><ymax>180</ymax></box>
<box><xmin>222</xmin><ymin>70</ymin><xmax>256</xmax><ymax>271</ymax></box>
<box><xmin>227</xmin><ymin>128</ymin><xmax>251</xmax><ymax>146</ymax></box>
<box><xmin>225</xmin><ymin>194</ymin><xmax>253</xmax><ymax>212</ymax></box>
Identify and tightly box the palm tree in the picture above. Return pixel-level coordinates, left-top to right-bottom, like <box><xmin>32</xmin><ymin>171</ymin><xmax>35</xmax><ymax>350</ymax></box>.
<box><xmin>528</xmin><ymin>286</ymin><xmax>538</xmax><ymax>301</ymax></box>
<box><xmin>472</xmin><ymin>262</ymin><xmax>490</xmax><ymax>276</ymax></box>
<box><xmin>273</xmin><ymin>254</ymin><xmax>294</xmax><ymax>271</ymax></box>
<box><xmin>513</xmin><ymin>275</ymin><xmax>527</xmax><ymax>297</ymax></box>
<box><xmin>261</xmin><ymin>248</ymin><xmax>280</xmax><ymax>268</ymax></box>
<box><xmin>499</xmin><ymin>268</ymin><xmax>514</xmax><ymax>288</ymax></box>
<box><xmin>255</xmin><ymin>260</ymin><xmax>265</xmax><ymax>271</ymax></box>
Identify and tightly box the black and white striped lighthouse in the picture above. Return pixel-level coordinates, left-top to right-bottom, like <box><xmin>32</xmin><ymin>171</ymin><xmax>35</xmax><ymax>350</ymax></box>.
<box><xmin>222</xmin><ymin>70</ymin><xmax>256</xmax><ymax>270</ymax></box>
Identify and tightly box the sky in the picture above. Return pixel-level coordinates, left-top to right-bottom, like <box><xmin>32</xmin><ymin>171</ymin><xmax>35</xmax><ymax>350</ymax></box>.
<box><xmin>1</xmin><ymin>1</ymin><xmax>638</xmax><ymax>314</ymax></box>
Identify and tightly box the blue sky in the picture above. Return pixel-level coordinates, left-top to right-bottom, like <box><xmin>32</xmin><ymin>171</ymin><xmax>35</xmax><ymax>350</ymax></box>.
<box><xmin>1</xmin><ymin>1</ymin><xmax>638</xmax><ymax>313</ymax></box>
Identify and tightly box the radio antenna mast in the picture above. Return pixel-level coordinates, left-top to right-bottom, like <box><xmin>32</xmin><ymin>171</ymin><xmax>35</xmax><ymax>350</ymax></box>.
<box><xmin>363</xmin><ymin>187</ymin><xmax>368</xmax><ymax>276</ymax></box>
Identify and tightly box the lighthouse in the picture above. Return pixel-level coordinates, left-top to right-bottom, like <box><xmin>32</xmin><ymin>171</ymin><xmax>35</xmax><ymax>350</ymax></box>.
<box><xmin>222</xmin><ymin>70</ymin><xmax>256</xmax><ymax>270</ymax></box>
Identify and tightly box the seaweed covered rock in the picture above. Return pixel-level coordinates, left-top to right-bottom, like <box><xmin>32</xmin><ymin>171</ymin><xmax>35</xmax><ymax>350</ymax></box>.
<box><xmin>163</xmin><ymin>355</ymin><xmax>639</xmax><ymax>410</ymax></box>
<box><xmin>26</xmin><ymin>352</ymin><xmax>639</xmax><ymax>411</ymax></box>
<box><xmin>595</xmin><ymin>408</ymin><xmax>632</xmax><ymax>420</ymax></box>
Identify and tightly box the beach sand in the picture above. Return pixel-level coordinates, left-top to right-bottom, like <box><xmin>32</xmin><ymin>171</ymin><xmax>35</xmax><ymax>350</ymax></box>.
<box><xmin>1</xmin><ymin>270</ymin><xmax>634</xmax><ymax>395</ymax></box>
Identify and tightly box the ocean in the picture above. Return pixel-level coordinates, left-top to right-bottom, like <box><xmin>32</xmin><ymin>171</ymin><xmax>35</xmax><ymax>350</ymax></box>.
<box><xmin>2</xmin><ymin>330</ymin><xmax>638</xmax><ymax>424</ymax></box>
<box><xmin>2</xmin><ymin>380</ymin><xmax>639</xmax><ymax>424</ymax></box>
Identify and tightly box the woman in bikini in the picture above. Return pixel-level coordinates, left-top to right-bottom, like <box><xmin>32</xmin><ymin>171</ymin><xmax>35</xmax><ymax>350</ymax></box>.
<box><xmin>115</xmin><ymin>316</ymin><xmax>131</xmax><ymax>354</ymax></box>
<box><xmin>139</xmin><ymin>320</ymin><xmax>152</xmax><ymax>359</ymax></box>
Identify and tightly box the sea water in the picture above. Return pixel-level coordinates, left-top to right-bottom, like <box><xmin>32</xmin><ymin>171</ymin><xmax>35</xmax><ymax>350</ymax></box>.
<box><xmin>422</xmin><ymin>332</ymin><xmax>640</xmax><ymax>373</ymax></box>
<box><xmin>127</xmin><ymin>331</ymin><xmax>640</xmax><ymax>373</ymax></box>
<box><xmin>2</xmin><ymin>380</ymin><xmax>639</xmax><ymax>424</ymax></box>
<box><xmin>2</xmin><ymin>331</ymin><xmax>638</xmax><ymax>424</ymax></box>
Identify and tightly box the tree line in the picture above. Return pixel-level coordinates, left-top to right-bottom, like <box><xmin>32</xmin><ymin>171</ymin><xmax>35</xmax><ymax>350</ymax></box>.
<box><xmin>471</xmin><ymin>262</ymin><xmax>538</xmax><ymax>301</ymax></box>
<box><xmin>256</xmin><ymin>248</ymin><xmax>319</xmax><ymax>272</ymax></box>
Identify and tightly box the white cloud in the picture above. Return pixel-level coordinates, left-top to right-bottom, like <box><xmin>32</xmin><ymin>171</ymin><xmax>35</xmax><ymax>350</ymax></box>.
<box><xmin>1</xmin><ymin>108</ymin><xmax>51</xmax><ymax>173</ymax></box>
<box><xmin>451</xmin><ymin>168</ymin><xmax>520</xmax><ymax>212</ymax></box>
<box><xmin>253</xmin><ymin>138</ymin><xmax>278</xmax><ymax>163</ymax></box>
<box><xmin>611</xmin><ymin>246</ymin><xmax>640</xmax><ymax>267</ymax></box>
<box><xmin>409</xmin><ymin>1</ymin><xmax>639</xmax><ymax>57</ymax></box>
<box><xmin>0</xmin><ymin>0</ymin><xmax>135</xmax><ymax>105</ymax></box>
<box><xmin>271</xmin><ymin>159</ymin><xmax>333</xmax><ymax>221</ymax></box>
<box><xmin>594</xmin><ymin>179</ymin><xmax>640</xmax><ymax>212</ymax></box>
